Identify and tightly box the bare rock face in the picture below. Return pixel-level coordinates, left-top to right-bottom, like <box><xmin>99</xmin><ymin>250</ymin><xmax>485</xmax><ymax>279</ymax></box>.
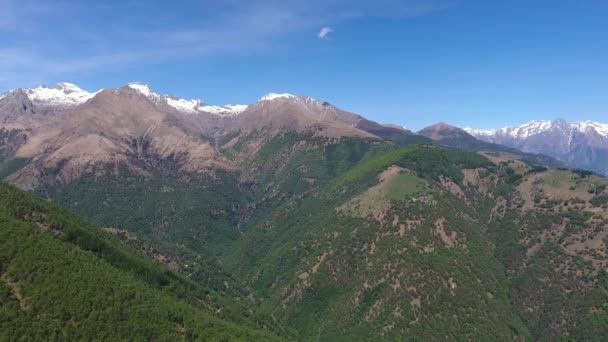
<box><xmin>4</xmin><ymin>86</ymin><xmax>233</xmax><ymax>188</ymax></box>
<box><xmin>0</xmin><ymin>84</ymin><xmax>97</xmax><ymax>166</ymax></box>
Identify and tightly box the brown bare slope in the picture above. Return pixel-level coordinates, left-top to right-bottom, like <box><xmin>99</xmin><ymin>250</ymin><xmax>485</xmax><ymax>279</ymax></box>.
<box><xmin>9</xmin><ymin>87</ymin><xmax>231</xmax><ymax>188</ymax></box>
<box><xmin>231</xmin><ymin>95</ymin><xmax>375</xmax><ymax>138</ymax></box>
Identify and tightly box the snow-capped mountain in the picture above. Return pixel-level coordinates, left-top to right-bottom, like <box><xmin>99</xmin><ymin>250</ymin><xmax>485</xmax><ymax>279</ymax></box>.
<box><xmin>0</xmin><ymin>83</ymin><xmax>101</xmax><ymax>129</ymax></box>
<box><xmin>0</xmin><ymin>81</ymin><xmax>248</xmax><ymax>119</ymax></box>
<box><xmin>257</xmin><ymin>93</ymin><xmax>296</xmax><ymax>102</ymax></box>
<box><xmin>465</xmin><ymin>119</ymin><xmax>608</xmax><ymax>175</ymax></box>
<box><xmin>465</xmin><ymin>120</ymin><xmax>608</xmax><ymax>142</ymax></box>
<box><xmin>25</xmin><ymin>82</ymin><xmax>97</xmax><ymax>106</ymax></box>
<box><xmin>231</xmin><ymin>92</ymin><xmax>371</xmax><ymax>136</ymax></box>
<box><xmin>6</xmin><ymin>82</ymin><xmax>99</xmax><ymax>107</ymax></box>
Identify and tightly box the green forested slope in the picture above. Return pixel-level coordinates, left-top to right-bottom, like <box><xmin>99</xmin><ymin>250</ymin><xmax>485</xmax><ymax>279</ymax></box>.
<box><xmin>13</xmin><ymin>133</ymin><xmax>608</xmax><ymax>341</ymax></box>
<box><xmin>219</xmin><ymin>138</ymin><xmax>608</xmax><ymax>340</ymax></box>
<box><xmin>221</xmin><ymin>144</ymin><xmax>530</xmax><ymax>340</ymax></box>
<box><xmin>0</xmin><ymin>182</ymin><xmax>283</xmax><ymax>341</ymax></box>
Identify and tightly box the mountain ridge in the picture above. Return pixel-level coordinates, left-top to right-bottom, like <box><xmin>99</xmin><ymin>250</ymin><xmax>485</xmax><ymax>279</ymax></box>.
<box><xmin>0</xmin><ymin>81</ymin><xmax>426</xmax><ymax>189</ymax></box>
<box><xmin>466</xmin><ymin>118</ymin><xmax>608</xmax><ymax>175</ymax></box>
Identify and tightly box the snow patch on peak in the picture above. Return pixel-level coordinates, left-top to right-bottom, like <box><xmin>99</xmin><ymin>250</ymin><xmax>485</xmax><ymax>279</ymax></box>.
<box><xmin>127</xmin><ymin>82</ymin><xmax>153</xmax><ymax>97</ymax></box>
<box><xmin>25</xmin><ymin>82</ymin><xmax>97</xmax><ymax>106</ymax></box>
<box><xmin>125</xmin><ymin>82</ymin><xmax>247</xmax><ymax>116</ymax></box>
<box><xmin>165</xmin><ymin>97</ymin><xmax>201</xmax><ymax>114</ymax></box>
<box><xmin>574</xmin><ymin>121</ymin><xmax>608</xmax><ymax>137</ymax></box>
<box><xmin>197</xmin><ymin>104</ymin><xmax>248</xmax><ymax>116</ymax></box>
<box><xmin>508</xmin><ymin>120</ymin><xmax>554</xmax><ymax>138</ymax></box>
<box><xmin>223</xmin><ymin>104</ymin><xmax>248</xmax><ymax>112</ymax></box>
<box><xmin>56</xmin><ymin>82</ymin><xmax>83</xmax><ymax>91</ymax></box>
<box><xmin>468</xmin><ymin>119</ymin><xmax>608</xmax><ymax>140</ymax></box>
<box><xmin>258</xmin><ymin>93</ymin><xmax>295</xmax><ymax>102</ymax></box>
<box><xmin>161</xmin><ymin>93</ymin><xmax>248</xmax><ymax>116</ymax></box>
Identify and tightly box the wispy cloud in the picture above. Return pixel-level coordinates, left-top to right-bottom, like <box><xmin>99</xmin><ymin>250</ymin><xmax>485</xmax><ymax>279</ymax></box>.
<box><xmin>318</xmin><ymin>27</ymin><xmax>334</xmax><ymax>39</ymax></box>
<box><xmin>0</xmin><ymin>0</ymin><xmax>455</xmax><ymax>89</ymax></box>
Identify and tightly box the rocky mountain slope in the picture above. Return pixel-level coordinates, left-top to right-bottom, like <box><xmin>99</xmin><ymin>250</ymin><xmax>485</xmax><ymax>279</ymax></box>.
<box><xmin>466</xmin><ymin>119</ymin><xmax>608</xmax><ymax>176</ymax></box>
<box><xmin>217</xmin><ymin>137</ymin><xmax>608</xmax><ymax>340</ymax></box>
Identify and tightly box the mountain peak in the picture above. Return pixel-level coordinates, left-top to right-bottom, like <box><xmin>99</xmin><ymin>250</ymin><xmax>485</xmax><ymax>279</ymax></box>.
<box><xmin>54</xmin><ymin>82</ymin><xmax>84</xmax><ymax>92</ymax></box>
<box><xmin>258</xmin><ymin>93</ymin><xmax>295</xmax><ymax>102</ymax></box>
<box><xmin>420</xmin><ymin>121</ymin><xmax>462</xmax><ymax>133</ymax></box>
<box><xmin>21</xmin><ymin>82</ymin><xmax>96</xmax><ymax>106</ymax></box>
<box><xmin>418</xmin><ymin>122</ymin><xmax>472</xmax><ymax>140</ymax></box>
<box><xmin>126</xmin><ymin>82</ymin><xmax>153</xmax><ymax>97</ymax></box>
<box><xmin>432</xmin><ymin>121</ymin><xmax>459</xmax><ymax>130</ymax></box>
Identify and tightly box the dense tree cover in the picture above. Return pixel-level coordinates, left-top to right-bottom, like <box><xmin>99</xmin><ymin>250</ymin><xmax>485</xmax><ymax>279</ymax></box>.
<box><xmin>219</xmin><ymin>137</ymin><xmax>608</xmax><ymax>340</ymax></box>
<box><xmin>36</xmin><ymin>165</ymin><xmax>252</xmax><ymax>257</ymax></box>
<box><xmin>0</xmin><ymin>182</ymin><xmax>284</xmax><ymax>341</ymax></box>
<box><xmin>220</xmin><ymin>142</ymin><xmax>528</xmax><ymax>340</ymax></box>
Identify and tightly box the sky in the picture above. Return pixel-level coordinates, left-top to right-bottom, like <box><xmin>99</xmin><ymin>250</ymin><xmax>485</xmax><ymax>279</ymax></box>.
<box><xmin>1</xmin><ymin>0</ymin><xmax>607</xmax><ymax>130</ymax></box>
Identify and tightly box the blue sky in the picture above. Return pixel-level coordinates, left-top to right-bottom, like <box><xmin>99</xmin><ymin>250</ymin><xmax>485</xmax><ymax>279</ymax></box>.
<box><xmin>1</xmin><ymin>0</ymin><xmax>607</xmax><ymax>130</ymax></box>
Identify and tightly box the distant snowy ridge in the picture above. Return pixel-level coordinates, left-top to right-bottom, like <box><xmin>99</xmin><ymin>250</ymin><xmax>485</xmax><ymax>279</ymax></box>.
<box><xmin>465</xmin><ymin>119</ymin><xmax>608</xmax><ymax>139</ymax></box>
<box><xmin>574</xmin><ymin>121</ymin><xmax>608</xmax><ymax>137</ymax></box>
<box><xmin>466</xmin><ymin>119</ymin><xmax>608</xmax><ymax>176</ymax></box>
<box><xmin>127</xmin><ymin>82</ymin><xmax>247</xmax><ymax>116</ymax></box>
<box><xmin>0</xmin><ymin>82</ymin><xmax>311</xmax><ymax>116</ymax></box>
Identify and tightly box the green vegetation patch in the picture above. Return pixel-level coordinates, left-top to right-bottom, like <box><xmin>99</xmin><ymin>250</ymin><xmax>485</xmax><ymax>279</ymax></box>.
<box><xmin>386</xmin><ymin>172</ymin><xmax>426</xmax><ymax>200</ymax></box>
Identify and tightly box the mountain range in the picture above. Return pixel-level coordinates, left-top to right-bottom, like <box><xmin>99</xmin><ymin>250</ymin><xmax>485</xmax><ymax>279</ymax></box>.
<box><xmin>1</xmin><ymin>82</ymin><xmax>608</xmax><ymax>340</ymax></box>
<box><xmin>0</xmin><ymin>82</ymin><xmax>428</xmax><ymax>189</ymax></box>
<box><xmin>466</xmin><ymin>119</ymin><xmax>608</xmax><ymax>176</ymax></box>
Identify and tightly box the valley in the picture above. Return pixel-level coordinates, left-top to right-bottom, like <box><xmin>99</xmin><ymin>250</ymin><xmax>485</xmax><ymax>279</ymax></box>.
<box><xmin>0</xmin><ymin>82</ymin><xmax>607</xmax><ymax>340</ymax></box>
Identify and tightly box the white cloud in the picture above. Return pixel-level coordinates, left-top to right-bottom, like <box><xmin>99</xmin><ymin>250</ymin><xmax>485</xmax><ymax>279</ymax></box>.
<box><xmin>318</xmin><ymin>26</ymin><xmax>334</xmax><ymax>39</ymax></box>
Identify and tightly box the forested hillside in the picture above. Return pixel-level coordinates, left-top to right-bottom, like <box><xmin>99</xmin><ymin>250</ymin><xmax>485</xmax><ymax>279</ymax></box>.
<box><xmin>0</xmin><ymin>182</ymin><xmax>284</xmax><ymax>341</ymax></box>
<box><xmin>219</xmin><ymin>138</ymin><xmax>608</xmax><ymax>340</ymax></box>
<box><xmin>29</xmin><ymin>132</ymin><xmax>608</xmax><ymax>341</ymax></box>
